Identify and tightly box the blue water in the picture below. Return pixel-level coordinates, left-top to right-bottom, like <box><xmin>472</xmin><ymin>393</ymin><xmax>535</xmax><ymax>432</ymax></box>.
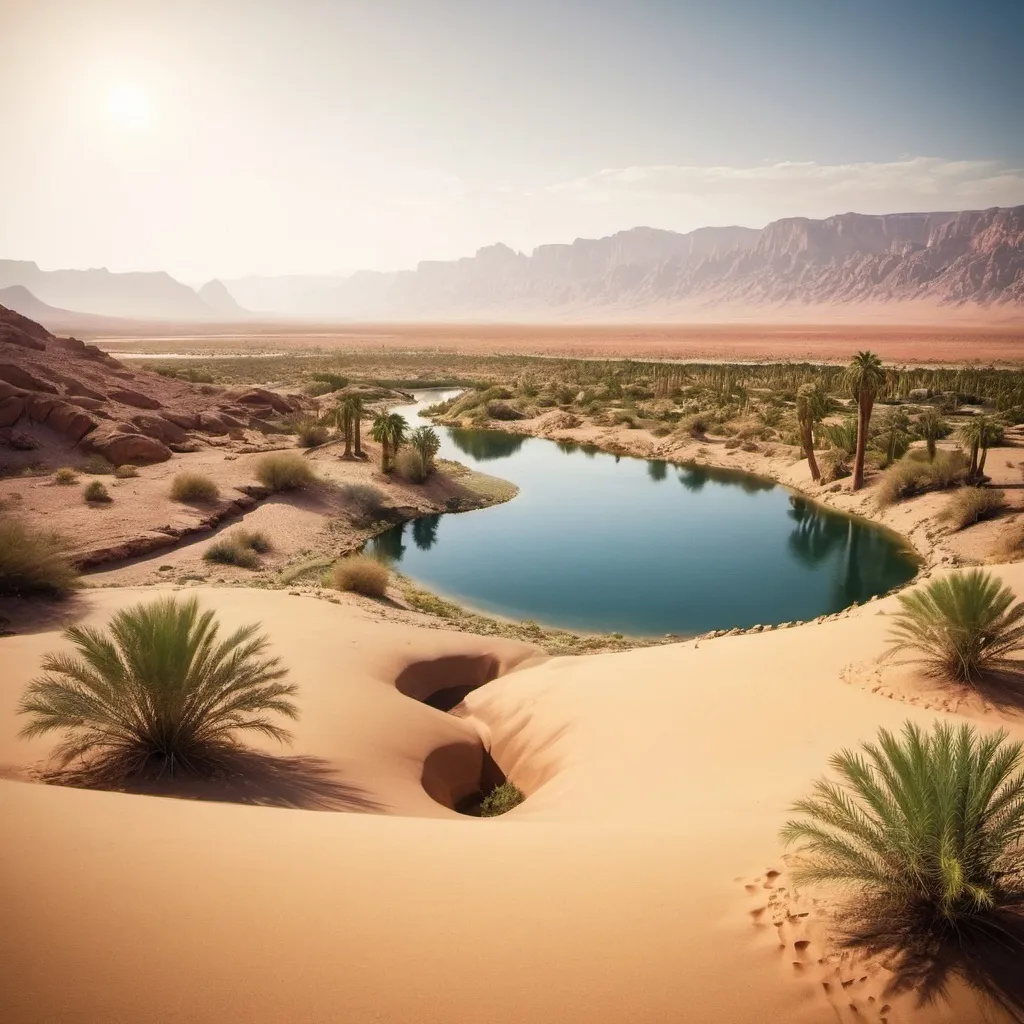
<box><xmin>369</xmin><ymin>392</ymin><xmax>918</xmax><ymax>637</ymax></box>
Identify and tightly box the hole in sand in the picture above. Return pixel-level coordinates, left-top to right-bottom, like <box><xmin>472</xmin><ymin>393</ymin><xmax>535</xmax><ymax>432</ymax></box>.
<box><xmin>421</xmin><ymin>741</ymin><xmax>512</xmax><ymax>816</ymax></box>
<box><xmin>394</xmin><ymin>654</ymin><xmax>502</xmax><ymax>711</ymax></box>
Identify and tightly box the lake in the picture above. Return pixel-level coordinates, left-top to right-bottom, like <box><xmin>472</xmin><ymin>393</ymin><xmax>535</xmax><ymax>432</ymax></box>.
<box><xmin>368</xmin><ymin>392</ymin><xmax>918</xmax><ymax>637</ymax></box>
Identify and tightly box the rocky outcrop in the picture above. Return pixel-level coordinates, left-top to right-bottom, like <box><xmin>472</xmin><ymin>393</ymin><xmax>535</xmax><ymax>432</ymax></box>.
<box><xmin>0</xmin><ymin>362</ymin><xmax>59</xmax><ymax>393</ymax></box>
<box><xmin>108</xmin><ymin>386</ymin><xmax>161</xmax><ymax>410</ymax></box>
<box><xmin>82</xmin><ymin>425</ymin><xmax>172</xmax><ymax>465</ymax></box>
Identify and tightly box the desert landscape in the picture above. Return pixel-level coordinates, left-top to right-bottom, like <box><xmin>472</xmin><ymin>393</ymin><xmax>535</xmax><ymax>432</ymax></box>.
<box><xmin>3</xmin><ymin>294</ymin><xmax>1024</xmax><ymax>1023</ymax></box>
<box><xmin>5</xmin><ymin>2</ymin><xmax>1024</xmax><ymax>1021</ymax></box>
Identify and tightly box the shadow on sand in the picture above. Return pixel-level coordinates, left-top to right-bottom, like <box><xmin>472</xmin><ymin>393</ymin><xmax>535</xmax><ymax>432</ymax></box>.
<box><xmin>42</xmin><ymin>747</ymin><xmax>384</xmax><ymax>813</ymax></box>
<box><xmin>842</xmin><ymin>899</ymin><xmax>1024</xmax><ymax>1021</ymax></box>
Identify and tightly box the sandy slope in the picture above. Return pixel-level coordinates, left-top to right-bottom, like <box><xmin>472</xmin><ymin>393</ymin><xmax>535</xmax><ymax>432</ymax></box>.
<box><xmin>3</xmin><ymin>573</ymin><xmax>1024</xmax><ymax>1024</ymax></box>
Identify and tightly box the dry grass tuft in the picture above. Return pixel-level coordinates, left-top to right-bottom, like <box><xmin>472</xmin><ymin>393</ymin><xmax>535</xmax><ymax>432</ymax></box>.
<box><xmin>170</xmin><ymin>473</ymin><xmax>220</xmax><ymax>504</ymax></box>
<box><xmin>330</xmin><ymin>554</ymin><xmax>389</xmax><ymax>597</ymax></box>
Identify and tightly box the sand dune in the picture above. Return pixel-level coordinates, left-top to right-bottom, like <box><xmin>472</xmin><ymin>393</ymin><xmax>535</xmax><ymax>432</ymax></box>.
<box><xmin>3</xmin><ymin>573</ymin><xmax>1024</xmax><ymax>1023</ymax></box>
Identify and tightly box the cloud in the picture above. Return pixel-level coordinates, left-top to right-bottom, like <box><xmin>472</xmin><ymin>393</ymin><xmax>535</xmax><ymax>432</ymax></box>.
<box><xmin>539</xmin><ymin>157</ymin><xmax>1024</xmax><ymax>223</ymax></box>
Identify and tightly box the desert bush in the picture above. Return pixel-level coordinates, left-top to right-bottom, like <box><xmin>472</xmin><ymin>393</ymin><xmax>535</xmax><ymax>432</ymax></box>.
<box><xmin>679</xmin><ymin>413</ymin><xmax>710</xmax><ymax>438</ymax></box>
<box><xmin>81</xmin><ymin>454</ymin><xmax>113</xmax><ymax>475</ymax></box>
<box><xmin>611</xmin><ymin>410</ymin><xmax>638</xmax><ymax>428</ymax></box>
<box><xmin>309</xmin><ymin>372</ymin><xmax>349</xmax><ymax>391</ymax></box>
<box><xmin>83</xmin><ymin>481</ymin><xmax>112</xmax><ymax>504</ymax></box>
<box><xmin>330</xmin><ymin>554</ymin><xmax>388</xmax><ymax>597</ymax></box>
<box><xmin>991</xmin><ymin>522</ymin><xmax>1024</xmax><ymax>563</ymax></box>
<box><xmin>821</xmin><ymin>419</ymin><xmax>859</xmax><ymax>456</ymax></box>
<box><xmin>818</xmin><ymin>448</ymin><xmax>851</xmax><ymax>483</ymax></box>
<box><xmin>339</xmin><ymin>483</ymin><xmax>386</xmax><ymax>525</ymax></box>
<box><xmin>236</xmin><ymin>529</ymin><xmax>271</xmax><ymax>553</ymax></box>
<box><xmin>741</xmin><ymin>440</ymin><xmax>759</xmax><ymax>452</ymax></box>
<box><xmin>782</xmin><ymin>721</ymin><xmax>1024</xmax><ymax>935</ymax></box>
<box><xmin>170</xmin><ymin>472</ymin><xmax>220</xmax><ymax>504</ymax></box>
<box><xmin>938</xmin><ymin>487</ymin><xmax>1006</xmax><ymax>531</ymax></box>
<box><xmin>0</xmin><ymin>516</ymin><xmax>79</xmax><ymax>597</ymax></box>
<box><xmin>486</xmin><ymin>400</ymin><xmax>526</xmax><ymax>421</ymax></box>
<box><xmin>479</xmin><ymin>781</ymin><xmax>525</xmax><ymax>817</ymax></box>
<box><xmin>394</xmin><ymin>447</ymin><xmax>430</xmax><ymax>483</ymax></box>
<box><xmin>295</xmin><ymin>417</ymin><xmax>331</xmax><ymax>448</ymax></box>
<box><xmin>887</xmin><ymin>569</ymin><xmax>1024</xmax><ymax>681</ymax></box>
<box><xmin>204</xmin><ymin>530</ymin><xmax>270</xmax><ymax>569</ymax></box>
<box><xmin>723</xmin><ymin>437</ymin><xmax>741</xmax><ymax>450</ymax></box>
<box><xmin>53</xmin><ymin>467</ymin><xmax>77</xmax><ymax>485</ymax></box>
<box><xmin>255</xmin><ymin>453</ymin><xmax>315</xmax><ymax>491</ymax></box>
<box><xmin>875</xmin><ymin>449</ymin><xmax>968</xmax><ymax>507</ymax></box>
<box><xmin>114</xmin><ymin>464</ymin><xmax>139</xmax><ymax>479</ymax></box>
<box><xmin>204</xmin><ymin>537</ymin><xmax>260</xmax><ymax>569</ymax></box>
<box><xmin>17</xmin><ymin>595</ymin><xmax>297</xmax><ymax>778</ymax></box>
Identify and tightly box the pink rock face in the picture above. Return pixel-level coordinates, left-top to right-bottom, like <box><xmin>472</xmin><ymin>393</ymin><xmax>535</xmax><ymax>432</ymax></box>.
<box><xmin>0</xmin><ymin>395</ymin><xmax>25</xmax><ymax>427</ymax></box>
<box><xmin>197</xmin><ymin>411</ymin><xmax>229</xmax><ymax>435</ymax></box>
<box><xmin>46</xmin><ymin>402</ymin><xmax>98</xmax><ymax>444</ymax></box>
<box><xmin>130</xmin><ymin>413</ymin><xmax>187</xmax><ymax>445</ymax></box>
<box><xmin>108</xmin><ymin>387</ymin><xmax>162</xmax><ymax>410</ymax></box>
<box><xmin>83</xmin><ymin>426</ymin><xmax>172</xmax><ymax>465</ymax></box>
<box><xmin>0</xmin><ymin>362</ymin><xmax>59</xmax><ymax>394</ymax></box>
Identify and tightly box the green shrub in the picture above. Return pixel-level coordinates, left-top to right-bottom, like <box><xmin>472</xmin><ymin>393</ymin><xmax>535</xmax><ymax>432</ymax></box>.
<box><xmin>170</xmin><ymin>472</ymin><xmax>220</xmax><ymax>504</ymax></box>
<box><xmin>114</xmin><ymin>464</ymin><xmax>139</xmax><ymax>479</ymax></box>
<box><xmin>680</xmin><ymin>413</ymin><xmax>710</xmax><ymax>438</ymax></box>
<box><xmin>255</xmin><ymin>453</ymin><xmax>316</xmax><ymax>491</ymax></box>
<box><xmin>309</xmin><ymin>372</ymin><xmax>349</xmax><ymax>391</ymax></box>
<box><xmin>479</xmin><ymin>781</ymin><xmax>525</xmax><ymax>817</ymax></box>
<box><xmin>938</xmin><ymin>487</ymin><xmax>1006</xmax><ymax>531</ymax></box>
<box><xmin>83</xmin><ymin>481</ymin><xmax>112</xmax><ymax>504</ymax></box>
<box><xmin>875</xmin><ymin>449</ymin><xmax>968</xmax><ymax>507</ymax></box>
<box><xmin>330</xmin><ymin>554</ymin><xmax>388</xmax><ymax>597</ymax></box>
<box><xmin>81</xmin><ymin>454</ymin><xmax>113</xmax><ymax>475</ymax></box>
<box><xmin>53</xmin><ymin>467</ymin><xmax>78</xmax><ymax>485</ymax></box>
<box><xmin>0</xmin><ymin>516</ymin><xmax>79</xmax><ymax>597</ymax></box>
<box><xmin>782</xmin><ymin>721</ymin><xmax>1024</xmax><ymax>936</ymax></box>
<box><xmin>394</xmin><ymin>447</ymin><xmax>429</xmax><ymax>483</ymax></box>
<box><xmin>723</xmin><ymin>437</ymin><xmax>741</xmax><ymax>450</ymax></box>
<box><xmin>887</xmin><ymin>569</ymin><xmax>1024</xmax><ymax>681</ymax></box>
<box><xmin>17</xmin><ymin>595</ymin><xmax>297</xmax><ymax>778</ymax></box>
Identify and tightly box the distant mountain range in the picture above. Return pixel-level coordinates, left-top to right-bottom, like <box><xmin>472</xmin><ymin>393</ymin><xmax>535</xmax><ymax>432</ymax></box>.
<box><xmin>2</xmin><ymin>205</ymin><xmax>1021</xmax><ymax>324</ymax></box>
<box><xmin>298</xmin><ymin>206</ymin><xmax>1024</xmax><ymax>319</ymax></box>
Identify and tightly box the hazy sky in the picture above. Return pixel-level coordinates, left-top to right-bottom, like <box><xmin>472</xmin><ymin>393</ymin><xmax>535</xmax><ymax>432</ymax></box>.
<box><xmin>3</xmin><ymin>0</ymin><xmax>1023</xmax><ymax>281</ymax></box>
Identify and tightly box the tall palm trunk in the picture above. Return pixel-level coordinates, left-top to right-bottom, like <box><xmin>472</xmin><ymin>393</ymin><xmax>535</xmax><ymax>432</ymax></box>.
<box><xmin>341</xmin><ymin>409</ymin><xmax>353</xmax><ymax>459</ymax></box>
<box><xmin>978</xmin><ymin>442</ymin><xmax>989</xmax><ymax>478</ymax></box>
<box><xmin>852</xmin><ymin>392</ymin><xmax>873</xmax><ymax>491</ymax></box>
<box><xmin>380</xmin><ymin>439</ymin><xmax>391</xmax><ymax>473</ymax></box>
<box><xmin>969</xmin><ymin>441</ymin><xmax>980</xmax><ymax>479</ymax></box>
<box><xmin>926</xmin><ymin>436</ymin><xmax>936</xmax><ymax>461</ymax></box>
<box><xmin>802</xmin><ymin>420</ymin><xmax>820</xmax><ymax>483</ymax></box>
<box><xmin>354</xmin><ymin>414</ymin><xmax>363</xmax><ymax>458</ymax></box>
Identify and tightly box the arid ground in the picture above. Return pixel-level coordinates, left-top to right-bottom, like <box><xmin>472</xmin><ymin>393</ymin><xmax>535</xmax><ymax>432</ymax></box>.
<box><xmin>86</xmin><ymin>317</ymin><xmax>1024</xmax><ymax>365</ymax></box>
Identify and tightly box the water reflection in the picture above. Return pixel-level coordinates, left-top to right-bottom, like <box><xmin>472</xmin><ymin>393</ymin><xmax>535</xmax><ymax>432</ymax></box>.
<box><xmin>677</xmin><ymin>461</ymin><xmax>775</xmax><ymax>494</ymax></box>
<box><xmin>412</xmin><ymin>514</ymin><xmax>441</xmax><ymax>551</ymax></box>
<box><xmin>647</xmin><ymin>459</ymin><xmax>668</xmax><ymax>482</ymax></box>
<box><xmin>371</xmin><ymin>522</ymin><xmax>407</xmax><ymax>563</ymax></box>
<box><xmin>447</xmin><ymin>428</ymin><xmax>527</xmax><ymax>461</ymax></box>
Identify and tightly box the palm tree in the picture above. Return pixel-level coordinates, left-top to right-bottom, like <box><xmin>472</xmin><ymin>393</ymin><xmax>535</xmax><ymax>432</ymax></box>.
<box><xmin>917</xmin><ymin>407</ymin><xmax>948</xmax><ymax>461</ymax></box>
<box><xmin>887</xmin><ymin>569</ymin><xmax>1024</xmax><ymax>682</ymax></box>
<box><xmin>875</xmin><ymin>407</ymin><xmax>911</xmax><ymax>468</ymax></box>
<box><xmin>371</xmin><ymin>411</ymin><xmax>409</xmax><ymax>473</ymax></box>
<box><xmin>957</xmin><ymin>413</ymin><xmax>1004</xmax><ymax>480</ymax></box>
<box><xmin>343</xmin><ymin>394</ymin><xmax>365</xmax><ymax>459</ymax></box>
<box><xmin>843</xmin><ymin>351</ymin><xmax>886</xmax><ymax>490</ymax></box>
<box><xmin>18</xmin><ymin>596</ymin><xmax>298</xmax><ymax>778</ymax></box>
<box><xmin>409</xmin><ymin>425</ymin><xmax>441</xmax><ymax>470</ymax></box>
<box><xmin>796</xmin><ymin>383</ymin><xmax>829</xmax><ymax>483</ymax></box>
<box><xmin>333</xmin><ymin>400</ymin><xmax>354</xmax><ymax>459</ymax></box>
<box><xmin>781</xmin><ymin>720</ymin><xmax>1024</xmax><ymax>930</ymax></box>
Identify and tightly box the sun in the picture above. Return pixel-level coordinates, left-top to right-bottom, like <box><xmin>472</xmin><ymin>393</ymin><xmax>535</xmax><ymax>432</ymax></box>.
<box><xmin>105</xmin><ymin>84</ymin><xmax>150</xmax><ymax>129</ymax></box>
